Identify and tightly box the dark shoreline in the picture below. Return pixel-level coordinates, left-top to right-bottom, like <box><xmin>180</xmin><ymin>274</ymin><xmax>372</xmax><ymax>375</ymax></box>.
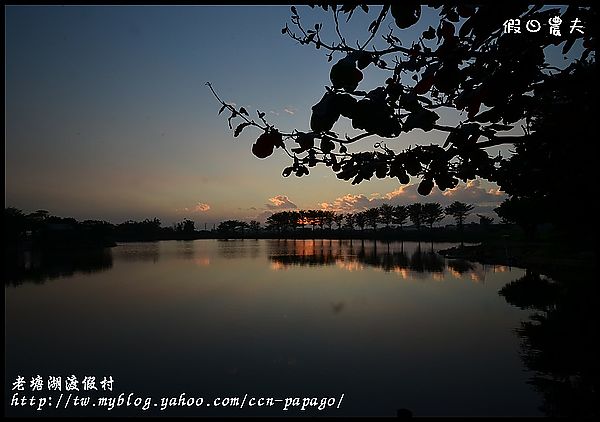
<box><xmin>438</xmin><ymin>240</ymin><xmax>596</xmax><ymax>276</ymax></box>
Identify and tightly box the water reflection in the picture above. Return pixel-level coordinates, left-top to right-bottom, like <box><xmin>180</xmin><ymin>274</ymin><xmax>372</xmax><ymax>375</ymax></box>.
<box><xmin>112</xmin><ymin>242</ymin><xmax>160</xmax><ymax>263</ymax></box>
<box><xmin>4</xmin><ymin>248</ymin><xmax>113</xmax><ymax>286</ymax></box>
<box><xmin>265</xmin><ymin>239</ymin><xmax>491</xmax><ymax>282</ymax></box>
<box><xmin>6</xmin><ymin>240</ymin><xmax>545</xmax><ymax>416</ymax></box>
<box><xmin>500</xmin><ymin>271</ymin><xmax>599</xmax><ymax>417</ymax></box>
<box><xmin>217</xmin><ymin>239</ymin><xmax>261</xmax><ymax>260</ymax></box>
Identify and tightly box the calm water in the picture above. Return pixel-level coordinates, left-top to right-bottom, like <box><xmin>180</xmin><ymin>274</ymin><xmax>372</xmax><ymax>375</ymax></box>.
<box><xmin>5</xmin><ymin>240</ymin><xmax>543</xmax><ymax>416</ymax></box>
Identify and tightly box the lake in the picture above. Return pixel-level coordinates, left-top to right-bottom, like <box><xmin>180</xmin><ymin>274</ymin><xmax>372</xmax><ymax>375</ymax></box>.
<box><xmin>5</xmin><ymin>239</ymin><xmax>543</xmax><ymax>416</ymax></box>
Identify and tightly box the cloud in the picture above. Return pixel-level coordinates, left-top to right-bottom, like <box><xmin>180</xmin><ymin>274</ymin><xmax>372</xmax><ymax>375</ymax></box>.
<box><xmin>319</xmin><ymin>179</ymin><xmax>507</xmax><ymax>222</ymax></box>
<box><xmin>283</xmin><ymin>107</ymin><xmax>297</xmax><ymax>115</ymax></box>
<box><xmin>269</xmin><ymin>110</ymin><xmax>280</xmax><ymax>116</ymax></box>
<box><xmin>320</xmin><ymin>194</ymin><xmax>372</xmax><ymax>212</ymax></box>
<box><xmin>441</xmin><ymin>179</ymin><xmax>506</xmax><ymax>206</ymax></box>
<box><xmin>193</xmin><ymin>203</ymin><xmax>211</xmax><ymax>212</ymax></box>
<box><xmin>266</xmin><ymin>195</ymin><xmax>297</xmax><ymax>210</ymax></box>
<box><xmin>254</xmin><ymin>210</ymin><xmax>274</xmax><ymax>223</ymax></box>
<box><xmin>176</xmin><ymin>202</ymin><xmax>211</xmax><ymax>214</ymax></box>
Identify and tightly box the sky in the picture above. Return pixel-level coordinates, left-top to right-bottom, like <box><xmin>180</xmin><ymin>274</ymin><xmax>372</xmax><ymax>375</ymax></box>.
<box><xmin>5</xmin><ymin>5</ymin><xmax>575</xmax><ymax>227</ymax></box>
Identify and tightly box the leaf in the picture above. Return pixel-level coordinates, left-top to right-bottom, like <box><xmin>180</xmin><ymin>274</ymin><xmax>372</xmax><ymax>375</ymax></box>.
<box><xmin>239</xmin><ymin>107</ymin><xmax>249</xmax><ymax>116</ymax></box>
<box><xmin>258</xmin><ymin>111</ymin><xmax>265</xmax><ymax>119</ymax></box>
<box><xmin>391</xmin><ymin>3</ymin><xmax>421</xmax><ymax>30</ymax></box>
<box><xmin>282</xmin><ymin>166</ymin><xmax>294</xmax><ymax>177</ymax></box>
<box><xmin>423</xmin><ymin>26</ymin><xmax>436</xmax><ymax>40</ymax></box>
<box><xmin>445</xmin><ymin>9</ymin><xmax>459</xmax><ymax>22</ymax></box>
<box><xmin>281</xmin><ymin>26</ymin><xmax>287</xmax><ymax>34</ymax></box>
<box><xmin>291</xmin><ymin>6</ymin><xmax>297</xmax><ymax>15</ymax></box>
<box><xmin>234</xmin><ymin>122</ymin><xmax>251</xmax><ymax>137</ymax></box>
<box><xmin>368</xmin><ymin>19</ymin><xmax>377</xmax><ymax>32</ymax></box>
<box><xmin>361</xmin><ymin>5</ymin><xmax>369</xmax><ymax>13</ymax></box>
<box><xmin>218</xmin><ymin>104</ymin><xmax>227</xmax><ymax>115</ymax></box>
<box><xmin>320</xmin><ymin>137</ymin><xmax>335</xmax><ymax>154</ymax></box>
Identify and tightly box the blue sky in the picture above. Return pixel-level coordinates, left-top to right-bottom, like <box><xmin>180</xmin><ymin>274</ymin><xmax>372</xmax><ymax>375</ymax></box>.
<box><xmin>6</xmin><ymin>5</ymin><xmax>573</xmax><ymax>226</ymax></box>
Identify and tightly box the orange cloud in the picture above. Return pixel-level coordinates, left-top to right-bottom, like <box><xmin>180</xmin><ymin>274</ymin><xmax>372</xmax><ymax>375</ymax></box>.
<box><xmin>176</xmin><ymin>202</ymin><xmax>211</xmax><ymax>214</ymax></box>
<box><xmin>266</xmin><ymin>195</ymin><xmax>297</xmax><ymax>210</ymax></box>
<box><xmin>194</xmin><ymin>203</ymin><xmax>211</xmax><ymax>212</ymax></box>
<box><xmin>320</xmin><ymin>194</ymin><xmax>372</xmax><ymax>212</ymax></box>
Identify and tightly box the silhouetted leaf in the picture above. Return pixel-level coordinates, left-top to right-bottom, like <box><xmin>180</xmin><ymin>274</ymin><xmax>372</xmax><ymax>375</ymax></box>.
<box><xmin>320</xmin><ymin>137</ymin><xmax>335</xmax><ymax>153</ymax></box>
<box><xmin>234</xmin><ymin>122</ymin><xmax>251</xmax><ymax>137</ymax></box>
<box><xmin>418</xmin><ymin>178</ymin><xmax>434</xmax><ymax>195</ymax></box>
<box><xmin>239</xmin><ymin>107</ymin><xmax>249</xmax><ymax>116</ymax></box>
<box><xmin>356</xmin><ymin>51</ymin><xmax>373</xmax><ymax>70</ymax></box>
<box><xmin>368</xmin><ymin>19</ymin><xmax>377</xmax><ymax>32</ymax></box>
<box><xmin>218</xmin><ymin>104</ymin><xmax>227</xmax><ymax>115</ymax></box>
<box><xmin>291</xmin><ymin>6</ymin><xmax>297</xmax><ymax>15</ymax></box>
<box><xmin>330</xmin><ymin>57</ymin><xmax>363</xmax><ymax>91</ymax></box>
<box><xmin>390</xmin><ymin>2</ymin><xmax>421</xmax><ymax>29</ymax></box>
<box><xmin>422</xmin><ymin>26</ymin><xmax>436</xmax><ymax>39</ymax></box>
<box><xmin>282</xmin><ymin>166</ymin><xmax>294</xmax><ymax>177</ymax></box>
<box><xmin>445</xmin><ymin>9</ymin><xmax>459</xmax><ymax>22</ymax></box>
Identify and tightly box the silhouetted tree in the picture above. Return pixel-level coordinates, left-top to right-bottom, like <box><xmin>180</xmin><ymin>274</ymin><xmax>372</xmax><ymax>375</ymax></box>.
<box><xmin>217</xmin><ymin>219</ymin><xmax>248</xmax><ymax>233</ymax></box>
<box><xmin>354</xmin><ymin>211</ymin><xmax>367</xmax><ymax>232</ymax></box>
<box><xmin>477</xmin><ymin>214</ymin><xmax>494</xmax><ymax>225</ymax></box>
<box><xmin>209</xmin><ymin>4</ymin><xmax>595</xmax><ymax>210</ymax></box>
<box><xmin>333</xmin><ymin>213</ymin><xmax>344</xmax><ymax>230</ymax></box>
<box><xmin>315</xmin><ymin>209</ymin><xmax>326</xmax><ymax>230</ymax></box>
<box><xmin>494</xmin><ymin>197</ymin><xmax>541</xmax><ymax>238</ymax></box>
<box><xmin>407</xmin><ymin>203</ymin><xmax>424</xmax><ymax>230</ymax></box>
<box><xmin>344</xmin><ymin>213</ymin><xmax>355</xmax><ymax>230</ymax></box>
<box><xmin>392</xmin><ymin>205</ymin><xmax>409</xmax><ymax>230</ymax></box>
<box><xmin>249</xmin><ymin>220</ymin><xmax>261</xmax><ymax>232</ymax></box>
<box><xmin>445</xmin><ymin>201</ymin><xmax>474</xmax><ymax>231</ymax></box>
<box><xmin>305</xmin><ymin>209</ymin><xmax>318</xmax><ymax>231</ymax></box>
<box><xmin>174</xmin><ymin>219</ymin><xmax>195</xmax><ymax>234</ymax></box>
<box><xmin>378</xmin><ymin>203</ymin><xmax>394</xmax><ymax>228</ymax></box>
<box><xmin>422</xmin><ymin>202</ymin><xmax>444</xmax><ymax>229</ymax></box>
<box><xmin>492</xmin><ymin>60</ymin><xmax>597</xmax><ymax>242</ymax></box>
<box><xmin>298</xmin><ymin>210</ymin><xmax>309</xmax><ymax>230</ymax></box>
<box><xmin>364</xmin><ymin>207</ymin><xmax>380</xmax><ymax>231</ymax></box>
<box><xmin>323</xmin><ymin>210</ymin><xmax>335</xmax><ymax>230</ymax></box>
<box><xmin>4</xmin><ymin>207</ymin><xmax>28</xmax><ymax>244</ymax></box>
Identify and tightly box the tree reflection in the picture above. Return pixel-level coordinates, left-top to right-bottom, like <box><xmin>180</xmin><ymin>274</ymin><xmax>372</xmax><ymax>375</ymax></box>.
<box><xmin>500</xmin><ymin>271</ymin><xmax>599</xmax><ymax>417</ymax></box>
<box><xmin>267</xmin><ymin>240</ymin><xmax>463</xmax><ymax>278</ymax></box>
<box><xmin>5</xmin><ymin>248</ymin><xmax>113</xmax><ymax>286</ymax></box>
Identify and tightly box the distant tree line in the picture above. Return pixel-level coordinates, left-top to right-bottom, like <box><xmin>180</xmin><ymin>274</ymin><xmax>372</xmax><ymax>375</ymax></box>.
<box><xmin>264</xmin><ymin>201</ymin><xmax>476</xmax><ymax>232</ymax></box>
<box><xmin>216</xmin><ymin>201</ymin><xmax>479</xmax><ymax>235</ymax></box>
<box><xmin>5</xmin><ymin>200</ymin><xmax>512</xmax><ymax>248</ymax></box>
<box><xmin>3</xmin><ymin>207</ymin><xmax>213</xmax><ymax>249</ymax></box>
